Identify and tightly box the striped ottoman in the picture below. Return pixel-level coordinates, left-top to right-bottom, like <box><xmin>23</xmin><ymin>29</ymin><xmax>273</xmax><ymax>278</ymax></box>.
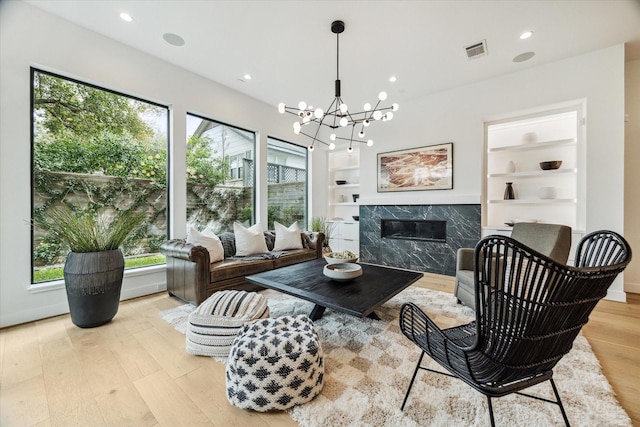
<box><xmin>226</xmin><ymin>315</ymin><xmax>324</xmax><ymax>411</ymax></box>
<box><xmin>186</xmin><ymin>290</ymin><xmax>269</xmax><ymax>357</ymax></box>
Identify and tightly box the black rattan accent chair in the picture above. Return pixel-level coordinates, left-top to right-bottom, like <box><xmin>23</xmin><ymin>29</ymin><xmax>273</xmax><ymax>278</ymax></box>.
<box><xmin>399</xmin><ymin>230</ymin><xmax>632</xmax><ymax>426</ymax></box>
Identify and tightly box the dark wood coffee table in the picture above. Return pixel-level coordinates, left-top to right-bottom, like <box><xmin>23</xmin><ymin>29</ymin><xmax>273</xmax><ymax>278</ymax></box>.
<box><xmin>245</xmin><ymin>258</ymin><xmax>423</xmax><ymax>320</ymax></box>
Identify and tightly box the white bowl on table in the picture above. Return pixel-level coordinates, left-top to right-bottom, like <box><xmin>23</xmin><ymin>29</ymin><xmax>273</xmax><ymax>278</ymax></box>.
<box><xmin>323</xmin><ymin>263</ymin><xmax>363</xmax><ymax>281</ymax></box>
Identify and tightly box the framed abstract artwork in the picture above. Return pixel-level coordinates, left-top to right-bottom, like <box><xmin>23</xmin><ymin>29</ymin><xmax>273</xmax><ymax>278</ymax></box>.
<box><xmin>377</xmin><ymin>142</ymin><xmax>453</xmax><ymax>192</ymax></box>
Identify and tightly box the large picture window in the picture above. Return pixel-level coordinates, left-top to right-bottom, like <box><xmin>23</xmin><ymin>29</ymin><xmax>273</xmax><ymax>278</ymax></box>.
<box><xmin>31</xmin><ymin>69</ymin><xmax>169</xmax><ymax>283</ymax></box>
<box><xmin>186</xmin><ymin>114</ymin><xmax>256</xmax><ymax>232</ymax></box>
<box><xmin>267</xmin><ymin>137</ymin><xmax>308</xmax><ymax>230</ymax></box>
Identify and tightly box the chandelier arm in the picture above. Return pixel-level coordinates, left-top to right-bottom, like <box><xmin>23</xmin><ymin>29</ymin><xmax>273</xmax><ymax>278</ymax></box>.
<box><xmin>298</xmin><ymin>130</ymin><xmax>329</xmax><ymax>147</ymax></box>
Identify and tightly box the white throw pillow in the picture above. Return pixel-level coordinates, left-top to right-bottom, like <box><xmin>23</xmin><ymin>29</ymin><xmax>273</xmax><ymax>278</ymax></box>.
<box><xmin>233</xmin><ymin>222</ymin><xmax>268</xmax><ymax>256</ymax></box>
<box><xmin>273</xmin><ymin>221</ymin><xmax>303</xmax><ymax>251</ymax></box>
<box><xmin>186</xmin><ymin>227</ymin><xmax>224</xmax><ymax>263</ymax></box>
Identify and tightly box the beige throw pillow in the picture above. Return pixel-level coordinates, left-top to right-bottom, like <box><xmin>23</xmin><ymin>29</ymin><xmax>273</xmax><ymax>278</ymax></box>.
<box><xmin>187</xmin><ymin>227</ymin><xmax>224</xmax><ymax>263</ymax></box>
<box><xmin>273</xmin><ymin>221</ymin><xmax>303</xmax><ymax>251</ymax></box>
<box><xmin>233</xmin><ymin>222</ymin><xmax>268</xmax><ymax>256</ymax></box>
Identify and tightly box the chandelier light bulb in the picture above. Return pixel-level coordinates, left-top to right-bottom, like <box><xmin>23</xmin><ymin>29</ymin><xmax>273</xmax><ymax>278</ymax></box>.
<box><xmin>298</xmin><ymin>101</ymin><xmax>307</xmax><ymax>110</ymax></box>
<box><xmin>367</xmin><ymin>139</ymin><xmax>374</xmax><ymax>147</ymax></box>
<box><xmin>363</xmin><ymin>119</ymin><xmax>370</xmax><ymax>127</ymax></box>
<box><xmin>363</xmin><ymin>103</ymin><xmax>371</xmax><ymax>111</ymax></box>
<box><xmin>358</xmin><ymin>130</ymin><xmax>365</xmax><ymax>138</ymax></box>
<box><xmin>278</xmin><ymin>103</ymin><xmax>286</xmax><ymax>114</ymax></box>
<box><xmin>373</xmin><ymin>110</ymin><xmax>383</xmax><ymax>120</ymax></box>
<box><xmin>386</xmin><ymin>112</ymin><xmax>394</xmax><ymax>120</ymax></box>
<box><xmin>340</xmin><ymin>117</ymin><xmax>348</xmax><ymax>127</ymax></box>
<box><xmin>330</xmin><ymin>133</ymin><xmax>337</xmax><ymax>141</ymax></box>
<box><xmin>293</xmin><ymin>122</ymin><xmax>301</xmax><ymax>134</ymax></box>
<box><xmin>347</xmin><ymin>146</ymin><xmax>353</xmax><ymax>153</ymax></box>
<box><xmin>329</xmin><ymin>143</ymin><xmax>336</xmax><ymax>150</ymax></box>
<box><xmin>378</xmin><ymin>91</ymin><xmax>387</xmax><ymax>101</ymax></box>
<box><xmin>392</xmin><ymin>103</ymin><xmax>399</xmax><ymax>111</ymax></box>
<box><xmin>314</xmin><ymin>108</ymin><xmax>324</xmax><ymax>119</ymax></box>
<box><xmin>339</xmin><ymin>103</ymin><xmax>348</xmax><ymax>113</ymax></box>
<box><xmin>303</xmin><ymin>116</ymin><xmax>311</xmax><ymax>124</ymax></box>
<box><xmin>308</xmin><ymin>144</ymin><xmax>315</xmax><ymax>151</ymax></box>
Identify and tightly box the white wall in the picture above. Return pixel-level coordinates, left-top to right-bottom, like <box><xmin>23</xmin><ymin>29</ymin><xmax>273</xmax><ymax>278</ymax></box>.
<box><xmin>624</xmin><ymin>59</ymin><xmax>640</xmax><ymax>293</ymax></box>
<box><xmin>0</xmin><ymin>1</ymin><xmax>322</xmax><ymax>327</ymax></box>
<box><xmin>360</xmin><ymin>45</ymin><xmax>627</xmax><ymax>301</ymax></box>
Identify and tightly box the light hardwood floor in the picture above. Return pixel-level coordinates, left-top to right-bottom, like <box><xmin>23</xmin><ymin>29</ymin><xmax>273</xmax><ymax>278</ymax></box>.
<box><xmin>1</xmin><ymin>274</ymin><xmax>638</xmax><ymax>426</ymax></box>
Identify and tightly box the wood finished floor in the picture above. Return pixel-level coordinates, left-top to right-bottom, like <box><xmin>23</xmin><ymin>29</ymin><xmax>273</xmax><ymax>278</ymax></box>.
<box><xmin>1</xmin><ymin>274</ymin><xmax>638</xmax><ymax>426</ymax></box>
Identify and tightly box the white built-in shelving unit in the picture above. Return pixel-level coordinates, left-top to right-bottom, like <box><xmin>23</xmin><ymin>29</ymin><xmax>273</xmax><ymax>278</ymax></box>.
<box><xmin>326</xmin><ymin>148</ymin><xmax>360</xmax><ymax>253</ymax></box>
<box><xmin>482</xmin><ymin>103</ymin><xmax>586</xmax><ymax>260</ymax></box>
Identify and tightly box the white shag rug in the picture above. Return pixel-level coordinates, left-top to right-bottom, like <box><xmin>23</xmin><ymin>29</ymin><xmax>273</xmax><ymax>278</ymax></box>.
<box><xmin>160</xmin><ymin>287</ymin><xmax>632</xmax><ymax>427</ymax></box>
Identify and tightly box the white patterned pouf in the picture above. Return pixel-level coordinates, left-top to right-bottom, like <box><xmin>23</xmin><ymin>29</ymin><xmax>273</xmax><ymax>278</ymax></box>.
<box><xmin>226</xmin><ymin>315</ymin><xmax>324</xmax><ymax>411</ymax></box>
<box><xmin>186</xmin><ymin>290</ymin><xmax>269</xmax><ymax>357</ymax></box>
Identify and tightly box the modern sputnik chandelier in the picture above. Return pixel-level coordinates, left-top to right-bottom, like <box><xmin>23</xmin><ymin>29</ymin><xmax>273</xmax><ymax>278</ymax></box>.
<box><xmin>278</xmin><ymin>20</ymin><xmax>398</xmax><ymax>152</ymax></box>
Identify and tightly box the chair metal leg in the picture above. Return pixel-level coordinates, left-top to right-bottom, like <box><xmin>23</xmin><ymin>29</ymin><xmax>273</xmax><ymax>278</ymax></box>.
<box><xmin>401</xmin><ymin>351</ymin><xmax>425</xmax><ymax>411</ymax></box>
<box><xmin>550</xmin><ymin>378</ymin><xmax>571</xmax><ymax>427</ymax></box>
<box><xmin>486</xmin><ymin>396</ymin><xmax>496</xmax><ymax>427</ymax></box>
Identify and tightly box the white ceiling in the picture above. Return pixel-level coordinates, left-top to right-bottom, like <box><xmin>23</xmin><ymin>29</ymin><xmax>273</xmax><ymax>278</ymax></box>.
<box><xmin>26</xmin><ymin>0</ymin><xmax>640</xmax><ymax>110</ymax></box>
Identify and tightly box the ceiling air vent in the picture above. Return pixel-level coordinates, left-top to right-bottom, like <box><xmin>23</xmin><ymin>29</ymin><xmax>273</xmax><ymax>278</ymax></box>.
<box><xmin>465</xmin><ymin>40</ymin><xmax>488</xmax><ymax>60</ymax></box>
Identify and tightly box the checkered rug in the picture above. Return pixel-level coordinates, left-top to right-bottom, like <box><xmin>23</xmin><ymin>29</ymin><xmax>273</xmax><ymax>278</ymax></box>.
<box><xmin>161</xmin><ymin>286</ymin><xmax>632</xmax><ymax>427</ymax></box>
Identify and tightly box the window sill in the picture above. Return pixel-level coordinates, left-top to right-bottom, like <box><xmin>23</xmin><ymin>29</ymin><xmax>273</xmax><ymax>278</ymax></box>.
<box><xmin>29</xmin><ymin>264</ymin><xmax>166</xmax><ymax>294</ymax></box>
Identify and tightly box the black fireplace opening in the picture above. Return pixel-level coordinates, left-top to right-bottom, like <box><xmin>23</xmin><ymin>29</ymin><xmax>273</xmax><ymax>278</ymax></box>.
<box><xmin>381</xmin><ymin>219</ymin><xmax>447</xmax><ymax>242</ymax></box>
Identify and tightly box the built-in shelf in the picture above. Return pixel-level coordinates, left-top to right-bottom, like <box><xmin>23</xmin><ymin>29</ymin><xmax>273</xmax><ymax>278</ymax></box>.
<box><xmin>329</xmin><ymin>183</ymin><xmax>359</xmax><ymax>189</ymax></box>
<box><xmin>488</xmin><ymin>138</ymin><xmax>576</xmax><ymax>153</ymax></box>
<box><xmin>488</xmin><ymin>168</ymin><xmax>577</xmax><ymax>178</ymax></box>
<box><xmin>488</xmin><ymin>198</ymin><xmax>576</xmax><ymax>204</ymax></box>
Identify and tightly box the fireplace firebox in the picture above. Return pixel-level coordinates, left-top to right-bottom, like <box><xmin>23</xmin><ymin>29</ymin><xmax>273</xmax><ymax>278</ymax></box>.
<box><xmin>381</xmin><ymin>219</ymin><xmax>446</xmax><ymax>243</ymax></box>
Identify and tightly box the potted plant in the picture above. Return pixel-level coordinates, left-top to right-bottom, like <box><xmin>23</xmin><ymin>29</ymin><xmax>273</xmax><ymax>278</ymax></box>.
<box><xmin>310</xmin><ymin>216</ymin><xmax>336</xmax><ymax>254</ymax></box>
<box><xmin>34</xmin><ymin>206</ymin><xmax>146</xmax><ymax>328</ymax></box>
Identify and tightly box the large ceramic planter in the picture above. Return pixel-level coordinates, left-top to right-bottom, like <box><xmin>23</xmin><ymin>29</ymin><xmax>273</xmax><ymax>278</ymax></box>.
<box><xmin>64</xmin><ymin>249</ymin><xmax>124</xmax><ymax>328</ymax></box>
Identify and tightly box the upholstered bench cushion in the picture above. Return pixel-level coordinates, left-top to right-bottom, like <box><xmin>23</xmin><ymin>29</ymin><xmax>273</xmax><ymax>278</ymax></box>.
<box><xmin>186</xmin><ymin>290</ymin><xmax>269</xmax><ymax>357</ymax></box>
<box><xmin>226</xmin><ymin>315</ymin><xmax>324</xmax><ymax>411</ymax></box>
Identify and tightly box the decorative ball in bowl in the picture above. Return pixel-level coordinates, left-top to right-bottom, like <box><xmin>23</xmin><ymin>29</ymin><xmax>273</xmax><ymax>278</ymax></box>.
<box><xmin>324</xmin><ymin>250</ymin><xmax>358</xmax><ymax>264</ymax></box>
<box><xmin>323</xmin><ymin>263</ymin><xmax>362</xmax><ymax>282</ymax></box>
<box><xmin>539</xmin><ymin>160</ymin><xmax>562</xmax><ymax>170</ymax></box>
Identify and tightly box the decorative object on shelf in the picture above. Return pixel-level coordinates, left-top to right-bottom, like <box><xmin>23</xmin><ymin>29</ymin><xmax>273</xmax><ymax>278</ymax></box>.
<box><xmin>335</xmin><ymin>180</ymin><xmax>347</xmax><ymax>185</ymax></box>
<box><xmin>323</xmin><ymin>263</ymin><xmax>363</xmax><ymax>281</ymax></box>
<box><xmin>503</xmin><ymin>182</ymin><xmax>515</xmax><ymax>200</ymax></box>
<box><xmin>277</xmin><ymin>20</ymin><xmax>398</xmax><ymax>153</ymax></box>
<box><xmin>505</xmin><ymin>160</ymin><xmax>516</xmax><ymax>173</ymax></box>
<box><xmin>377</xmin><ymin>143</ymin><xmax>454</xmax><ymax>192</ymax></box>
<box><xmin>538</xmin><ymin>186</ymin><xmax>558</xmax><ymax>199</ymax></box>
<box><xmin>522</xmin><ymin>131</ymin><xmax>538</xmax><ymax>144</ymax></box>
<box><xmin>352</xmin><ymin>193</ymin><xmax>360</xmax><ymax>202</ymax></box>
<box><xmin>539</xmin><ymin>160</ymin><xmax>562</xmax><ymax>170</ymax></box>
<box><xmin>352</xmin><ymin>215</ymin><xmax>359</xmax><ymax>221</ymax></box>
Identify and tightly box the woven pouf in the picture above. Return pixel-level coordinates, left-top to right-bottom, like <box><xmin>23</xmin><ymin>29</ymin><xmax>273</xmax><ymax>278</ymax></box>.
<box><xmin>226</xmin><ymin>315</ymin><xmax>324</xmax><ymax>411</ymax></box>
<box><xmin>186</xmin><ymin>290</ymin><xmax>269</xmax><ymax>357</ymax></box>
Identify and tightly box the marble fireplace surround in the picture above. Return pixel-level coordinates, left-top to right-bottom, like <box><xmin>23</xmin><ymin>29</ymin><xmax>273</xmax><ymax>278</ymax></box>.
<box><xmin>359</xmin><ymin>204</ymin><xmax>481</xmax><ymax>277</ymax></box>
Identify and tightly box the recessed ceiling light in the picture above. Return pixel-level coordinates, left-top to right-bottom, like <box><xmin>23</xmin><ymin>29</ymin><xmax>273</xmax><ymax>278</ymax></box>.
<box><xmin>389</xmin><ymin>76</ymin><xmax>397</xmax><ymax>83</ymax></box>
<box><xmin>513</xmin><ymin>51</ymin><xmax>535</xmax><ymax>63</ymax></box>
<box><xmin>243</xmin><ymin>74</ymin><xmax>252</xmax><ymax>80</ymax></box>
<box><xmin>163</xmin><ymin>33</ymin><xmax>185</xmax><ymax>47</ymax></box>
<box><xmin>119</xmin><ymin>12</ymin><xmax>133</xmax><ymax>22</ymax></box>
<box><xmin>520</xmin><ymin>31</ymin><xmax>533</xmax><ymax>40</ymax></box>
